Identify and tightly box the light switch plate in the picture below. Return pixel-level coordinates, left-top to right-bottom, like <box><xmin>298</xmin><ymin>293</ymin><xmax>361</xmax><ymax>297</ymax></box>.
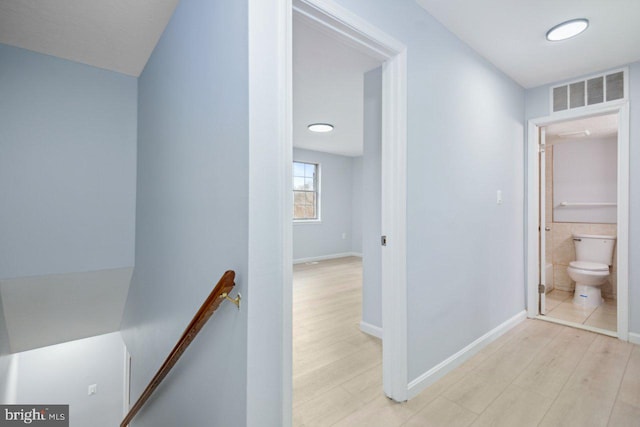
<box><xmin>88</xmin><ymin>384</ymin><xmax>97</xmax><ymax>396</ymax></box>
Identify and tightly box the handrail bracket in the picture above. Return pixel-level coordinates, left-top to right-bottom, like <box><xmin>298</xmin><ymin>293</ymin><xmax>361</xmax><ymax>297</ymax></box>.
<box><xmin>220</xmin><ymin>292</ymin><xmax>241</xmax><ymax>309</ymax></box>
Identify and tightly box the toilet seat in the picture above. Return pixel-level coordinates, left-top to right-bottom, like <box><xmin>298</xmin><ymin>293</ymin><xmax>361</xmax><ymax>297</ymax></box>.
<box><xmin>568</xmin><ymin>261</ymin><xmax>608</xmax><ymax>272</ymax></box>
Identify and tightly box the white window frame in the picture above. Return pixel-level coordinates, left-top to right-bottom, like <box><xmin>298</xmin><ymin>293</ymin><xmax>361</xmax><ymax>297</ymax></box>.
<box><xmin>292</xmin><ymin>161</ymin><xmax>321</xmax><ymax>223</ymax></box>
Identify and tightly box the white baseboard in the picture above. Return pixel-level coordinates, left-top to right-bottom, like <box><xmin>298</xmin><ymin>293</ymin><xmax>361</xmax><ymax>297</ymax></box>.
<box><xmin>360</xmin><ymin>321</ymin><xmax>382</xmax><ymax>339</ymax></box>
<box><xmin>407</xmin><ymin>310</ymin><xmax>527</xmax><ymax>399</ymax></box>
<box><xmin>293</xmin><ymin>252</ymin><xmax>362</xmax><ymax>265</ymax></box>
<box><xmin>629</xmin><ymin>332</ymin><xmax>640</xmax><ymax>345</ymax></box>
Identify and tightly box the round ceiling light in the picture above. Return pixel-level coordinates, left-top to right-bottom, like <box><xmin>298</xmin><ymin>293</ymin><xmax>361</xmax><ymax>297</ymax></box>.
<box><xmin>308</xmin><ymin>123</ymin><xmax>334</xmax><ymax>133</ymax></box>
<box><xmin>546</xmin><ymin>18</ymin><xmax>589</xmax><ymax>42</ymax></box>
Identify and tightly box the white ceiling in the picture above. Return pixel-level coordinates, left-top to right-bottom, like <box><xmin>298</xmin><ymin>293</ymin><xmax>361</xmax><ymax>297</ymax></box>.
<box><xmin>546</xmin><ymin>113</ymin><xmax>618</xmax><ymax>144</ymax></box>
<box><xmin>416</xmin><ymin>0</ymin><xmax>640</xmax><ymax>88</ymax></box>
<box><xmin>1</xmin><ymin>268</ymin><xmax>132</xmax><ymax>353</ymax></box>
<box><xmin>293</xmin><ymin>14</ymin><xmax>381</xmax><ymax>157</ymax></box>
<box><xmin>0</xmin><ymin>0</ymin><xmax>178</xmax><ymax>76</ymax></box>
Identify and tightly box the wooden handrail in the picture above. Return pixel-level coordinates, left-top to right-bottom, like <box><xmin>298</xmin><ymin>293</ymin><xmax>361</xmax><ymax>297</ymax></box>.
<box><xmin>121</xmin><ymin>270</ymin><xmax>237</xmax><ymax>427</ymax></box>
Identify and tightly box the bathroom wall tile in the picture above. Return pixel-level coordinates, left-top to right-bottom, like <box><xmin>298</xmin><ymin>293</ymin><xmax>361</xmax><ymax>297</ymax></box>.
<box><xmin>553</xmin><ymin>266</ymin><xmax>573</xmax><ymax>291</ymax></box>
<box><xmin>589</xmin><ymin>223</ymin><xmax>617</xmax><ymax>236</ymax></box>
<box><xmin>545</xmin><ymin>231</ymin><xmax>553</xmax><ymax>264</ymax></box>
<box><xmin>600</xmin><ymin>278</ymin><xmax>614</xmax><ymax>299</ymax></box>
<box><xmin>568</xmin><ymin>223</ymin><xmax>591</xmax><ymax>236</ymax></box>
<box><xmin>552</xmin><ymin>223</ymin><xmax>573</xmax><ymax>243</ymax></box>
<box><xmin>552</xmin><ymin>238</ymin><xmax>574</xmax><ymax>265</ymax></box>
<box><xmin>603</xmin><ymin>272</ymin><xmax>617</xmax><ymax>298</ymax></box>
<box><xmin>551</xmin><ymin>223</ymin><xmax>575</xmax><ymax>265</ymax></box>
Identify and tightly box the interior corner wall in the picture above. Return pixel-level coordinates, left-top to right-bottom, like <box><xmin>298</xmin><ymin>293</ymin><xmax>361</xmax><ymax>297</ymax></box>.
<box><xmin>13</xmin><ymin>332</ymin><xmax>125</xmax><ymax>427</ymax></box>
<box><xmin>0</xmin><ymin>44</ymin><xmax>137</xmax><ymax>280</ymax></box>
<box><xmin>292</xmin><ymin>148</ymin><xmax>356</xmax><ymax>261</ymax></box>
<box><xmin>362</xmin><ymin>66</ymin><xmax>383</xmax><ymax>329</ymax></box>
<box><xmin>119</xmin><ymin>0</ymin><xmax>249</xmax><ymax>426</ymax></box>
<box><xmin>0</xmin><ymin>291</ymin><xmax>14</xmax><ymax>403</ymax></box>
<box><xmin>333</xmin><ymin>0</ymin><xmax>526</xmax><ymax>383</ymax></box>
<box><xmin>351</xmin><ymin>156</ymin><xmax>364</xmax><ymax>254</ymax></box>
<box><xmin>524</xmin><ymin>60</ymin><xmax>640</xmax><ymax>336</ymax></box>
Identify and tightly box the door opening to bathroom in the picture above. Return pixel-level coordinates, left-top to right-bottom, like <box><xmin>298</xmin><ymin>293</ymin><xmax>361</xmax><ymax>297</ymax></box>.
<box><xmin>527</xmin><ymin>104</ymin><xmax>630</xmax><ymax>340</ymax></box>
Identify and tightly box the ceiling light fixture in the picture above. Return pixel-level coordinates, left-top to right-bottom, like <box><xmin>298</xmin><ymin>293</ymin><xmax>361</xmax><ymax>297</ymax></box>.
<box><xmin>558</xmin><ymin>129</ymin><xmax>591</xmax><ymax>137</ymax></box>
<box><xmin>308</xmin><ymin>123</ymin><xmax>334</xmax><ymax>133</ymax></box>
<box><xmin>546</xmin><ymin>18</ymin><xmax>589</xmax><ymax>42</ymax></box>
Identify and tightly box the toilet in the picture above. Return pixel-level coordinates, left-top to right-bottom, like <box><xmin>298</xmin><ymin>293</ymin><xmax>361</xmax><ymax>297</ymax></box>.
<box><xmin>567</xmin><ymin>234</ymin><xmax>616</xmax><ymax>308</ymax></box>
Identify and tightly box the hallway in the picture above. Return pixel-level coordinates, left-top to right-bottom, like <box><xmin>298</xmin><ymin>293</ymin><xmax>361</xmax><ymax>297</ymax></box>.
<box><xmin>292</xmin><ymin>257</ymin><xmax>640</xmax><ymax>426</ymax></box>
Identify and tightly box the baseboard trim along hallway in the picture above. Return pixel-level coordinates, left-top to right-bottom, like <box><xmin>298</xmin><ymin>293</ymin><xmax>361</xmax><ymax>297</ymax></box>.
<box><xmin>407</xmin><ymin>310</ymin><xmax>527</xmax><ymax>399</ymax></box>
<box><xmin>360</xmin><ymin>321</ymin><xmax>383</xmax><ymax>339</ymax></box>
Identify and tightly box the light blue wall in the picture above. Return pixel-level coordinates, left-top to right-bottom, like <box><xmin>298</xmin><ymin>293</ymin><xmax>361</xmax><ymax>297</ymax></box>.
<box><xmin>351</xmin><ymin>156</ymin><xmax>363</xmax><ymax>254</ymax></box>
<box><xmin>293</xmin><ymin>148</ymin><xmax>356</xmax><ymax>261</ymax></box>
<box><xmin>333</xmin><ymin>0</ymin><xmax>526</xmax><ymax>382</ymax></box>
<box><xmin>362</xmin><ymin>67</ymin><xmax>382</xmax><ymax>329</ymax></box>
<box><xmin>525</xmin><ymin>61</ymin><xmax>640</xmax><ymax>335</ymax></box>
<box><xmin>119</xmin><ymin>0</ymin><xmax>249</xmax><ymax>426</ymax></box>
<box><xmin>0</xmin><ymin>44</ymin><xmax>137</xmax><ymax>279</ymax></box>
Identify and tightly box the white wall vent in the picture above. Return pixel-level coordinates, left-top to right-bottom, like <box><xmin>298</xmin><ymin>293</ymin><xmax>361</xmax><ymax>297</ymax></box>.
<box><xmin>551</xmin><ymin>69</ymin><xmax>627</xmax><ymax>113</ymax></box>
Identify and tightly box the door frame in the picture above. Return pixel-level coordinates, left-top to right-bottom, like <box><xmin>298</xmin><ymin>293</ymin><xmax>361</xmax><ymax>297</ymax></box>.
<box><xmin>288</xmin><ymin>0</ymin><xmax>409</xmax><ymax>405</ymax></box>
<box><xmin>526</xmin><ymin>101</ymin><xmax>630</xmax><ymax>340</ymax></box>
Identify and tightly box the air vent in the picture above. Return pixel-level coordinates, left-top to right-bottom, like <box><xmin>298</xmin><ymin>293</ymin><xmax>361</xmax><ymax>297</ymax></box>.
<box><xmin>551</xmin><ymin>69</ymin><xmax>627</xmax><ymax>113</ymax></box>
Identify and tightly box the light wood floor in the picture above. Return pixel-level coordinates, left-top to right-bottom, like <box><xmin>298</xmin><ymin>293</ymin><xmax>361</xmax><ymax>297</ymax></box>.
<box><xmin>293</xmin><ymin>257</ymin><xmax>640</xmax><ymax>427</ymax></box>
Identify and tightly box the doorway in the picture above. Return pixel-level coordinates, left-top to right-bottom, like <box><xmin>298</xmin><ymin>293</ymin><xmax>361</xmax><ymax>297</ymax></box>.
<box><xmin>287</xmin><ymin>0</ymin><xmax>409</xmax><ymax>411</ymax></box>
<box><xmin>526</xmin><ymin>104</ymin><xmax>630</xmax><ymax>340</ymax></box>
<box><xmin>291</xmin><ymin>9</ymin><xmax>385</xmax><ymax>421</ymax></box>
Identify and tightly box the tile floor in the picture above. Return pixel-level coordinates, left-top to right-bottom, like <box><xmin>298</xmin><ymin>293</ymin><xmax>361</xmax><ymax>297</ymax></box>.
<box><xmin>293</xmin><ymin>257</ymin><xmax>639</xmax><ymax>427</ymax></box>
<box><xmin>545</xmin><ymin>289</ymin><xmax>617</xmax><ymax>332</ymax></box>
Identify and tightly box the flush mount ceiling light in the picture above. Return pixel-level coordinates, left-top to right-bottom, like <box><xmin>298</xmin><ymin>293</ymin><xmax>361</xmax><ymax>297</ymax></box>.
<box><xmin>308</xmin><ymin>123</ymin><xmax>334</xmax><ymax>133</ymax></box>
<box><xmin>546</xmin><ymin>18</ymin><xmax>589</xmax><ymax>41</ymax></box>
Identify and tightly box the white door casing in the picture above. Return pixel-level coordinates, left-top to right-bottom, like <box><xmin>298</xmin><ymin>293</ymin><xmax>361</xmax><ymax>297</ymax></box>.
<box><xmin>290</xmin><ymin>0</ymin><xmax>409</xmax><ymax>403</ymax></box>
<box><xmin>526</xmin><ymin>101</ymin><xmax>630</xmax><ymax>340</ymax></box>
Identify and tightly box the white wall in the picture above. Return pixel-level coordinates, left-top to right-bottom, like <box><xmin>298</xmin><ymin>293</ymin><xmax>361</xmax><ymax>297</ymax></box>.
<box><xmin>525</xmin><ymin>61</ymin><xmax>640</xmax><ymax>335</ymax></box>
<box><xmin>552</xmin><ymin>136</ymin><xmax>617</xmax><ymax>223</ymax></box>
<box><xmin>293</xmin><ymin>148</ymin><xmax>358</xmax><ymax>261</ymax></box>
<box><xmin>12</xmin><ymin>332</ymin><xmax>125</xmax><ymax>427</ymax></box>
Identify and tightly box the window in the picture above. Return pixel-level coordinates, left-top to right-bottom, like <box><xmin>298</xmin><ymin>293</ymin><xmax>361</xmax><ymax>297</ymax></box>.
<box><xmin>293</xmin><ymin>161</ymin><xmax>319</xmax><ymax>221</ymax></box>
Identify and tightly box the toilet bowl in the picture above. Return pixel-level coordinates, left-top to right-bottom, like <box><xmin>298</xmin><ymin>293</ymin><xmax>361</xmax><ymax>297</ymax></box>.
<box><xmin>567</xmin><ymin>234</ymin><xmax>616</xmax><ymax>308</ymax></box>
<box><xmin>567</xmin><ymin>261</ymin><xmax>609</xmax><ymax>308</ymax></box>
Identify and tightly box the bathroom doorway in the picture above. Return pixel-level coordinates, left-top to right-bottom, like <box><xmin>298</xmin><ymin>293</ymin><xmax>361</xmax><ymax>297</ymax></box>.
<box><xmin>540</xmin><ymin>113</ymin><xmax>619</xmax><ymax>333</ymax></box>
<box><xmin>526</xmin><ymin>104</ymin><xmax>630</xmax><ymax>340</ymax></box>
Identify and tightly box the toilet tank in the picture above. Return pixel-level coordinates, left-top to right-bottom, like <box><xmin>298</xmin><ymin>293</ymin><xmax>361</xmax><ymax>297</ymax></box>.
<box><xmin>573</xmin><ymin>234</ymin><xmax>616</xmax><ymax>265</ymax></box>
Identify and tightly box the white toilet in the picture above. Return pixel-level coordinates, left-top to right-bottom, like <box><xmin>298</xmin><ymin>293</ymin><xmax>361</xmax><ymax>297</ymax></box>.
<box><xmin>567</xmin><ymin>234</ymin><xmax>616</xmax><ymax>308</ymax></box>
